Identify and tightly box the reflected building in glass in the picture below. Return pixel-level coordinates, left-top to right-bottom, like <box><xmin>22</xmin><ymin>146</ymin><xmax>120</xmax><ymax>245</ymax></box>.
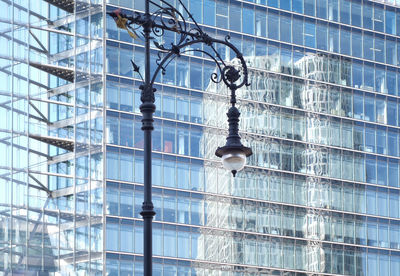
<box><xmin>3</xmin><ymin>0</ymin><xmax>400</xmax><ymax>275</ymax></box>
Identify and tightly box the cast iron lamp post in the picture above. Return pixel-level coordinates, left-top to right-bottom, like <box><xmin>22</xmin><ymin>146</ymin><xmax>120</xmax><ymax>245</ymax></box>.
<box><xmin>108</xmin><ymin>1</ymin><xmax>252</xmax><ymax>274</ymax></box>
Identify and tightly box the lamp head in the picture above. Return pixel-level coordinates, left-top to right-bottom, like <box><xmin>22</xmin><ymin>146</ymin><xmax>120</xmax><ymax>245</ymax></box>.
<box><xmin>215</xmin><ymin>145</ymin><xmax>252</xmax><ymax>177</ymax></box>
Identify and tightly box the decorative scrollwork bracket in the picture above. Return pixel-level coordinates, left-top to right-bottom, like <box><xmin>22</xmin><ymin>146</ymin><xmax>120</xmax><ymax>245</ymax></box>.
<box><xmin>107</xmin><ymin>0</ymin><xmax>250</xmax><ymax>92</ymax></box>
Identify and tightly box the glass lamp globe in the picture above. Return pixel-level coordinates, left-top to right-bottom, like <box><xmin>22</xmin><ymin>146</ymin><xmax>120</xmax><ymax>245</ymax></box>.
<box><xmin>221</xmin><ymin>150</ymin><xmax>247</xmax><ymax>176</ymax></box>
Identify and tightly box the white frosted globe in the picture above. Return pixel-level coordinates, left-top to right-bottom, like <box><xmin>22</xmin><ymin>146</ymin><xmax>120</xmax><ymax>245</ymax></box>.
<box><xmin>221</xmin><ymin>151</ymin><xmax>247</xmax><ymax>172</ymax></box>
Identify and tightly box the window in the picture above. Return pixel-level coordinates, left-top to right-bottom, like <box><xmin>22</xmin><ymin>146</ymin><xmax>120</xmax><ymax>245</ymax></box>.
<box><xmin>304</xmin><ymin>19</ymin><xmax>315</xmax><ymax>48</ymax></box>
<box><xmin>255</xmin><ymin>8</ymin><xmax>266</xmax><ymax>36</ymax></box>
<box><xmin>374</xmin><ymin>36</ymin><xmax>385</xmax><ymax>63</ymax></box>
<box><xmin>163</xmin><ymin>193</ymin><xmax>176</xmax><ymax>222</ymax></box>
<box><xmin>119</xmin><ymin>46</ymin><xmax>133</xmax><ymax>77</ymax></box>
<box><xmin>106</xmin><ymin>46</ymin><xmax>119</xmax><ymax>75</ymax></box>
<box><xmin>386</xmin><ymin>9</ymin><xmax>396</xmax><ymax>35</ymax></box>
<box><xmin>389</xmin><ymin>160</ymin><xmax>399</xmax><ymax>188</ymax></box>
<box><xmin>364</xmin><ymin>64</ymin><xmax>374</xmax><ymax>90</ymax></box>
<box><xmin>120</xmin><ymin>86</ymin><xmax>133</xmax><ymax>112</ymax></box>
<box><xmin>243</xmin><ymin>4</ymin><xmax>254</xmax><ymax>35</ymax></box>
<box><xmin>176</xmin><ymin>58</ymin><xmax>189</xmax><ymax>87</ymax></box>
<box><xmin>388</xmin><ymin>130</ymin><xmax>399</xmax><ymax>156</ymax></box>
<box><xmin>120</xmin><ymin>116</ymin><xmax>133</xmax><ymax>147</ymax></box>
<box><xmin>120</xmin><ymin>149</ymin><xmax>133</xmax><ymax>182</ymax></box>
<box><xmin>120</xmin><ymin>187</ymin><xmax>133</xmax><ymax>217</ymax></box>
<box><xmin>280</xmin><ymin>13</ymin><xmax>291</xmax><ymax>43</ymax></box>
<box><xmin>304</xmin><ymin>0</ymin><xmax>315</xmax><ymax>16</ymax></box>
<box><xmin>353</xmin><ymin>93</ymin><xmax>363</xmax><ymax>120</ymax></box>
<box><xmin>377</xmin><ymin>159</ymin><xmax>388</xmax><ymax>186</ymax></box>
<box><xmin>363</xmin><ymin>3</ymin><xmax>373</xmax><ymax>29</ymax></box>
<box><xmin>203</xmin><ymin>0</ymin><xmax>215</xmax><ymax>26</ymax></box>
<box><xmin>177</xmin><ymin>230</ymin><xmax>190</xmax><ymax>259</ymax></box>
<box><xmin>120</xmin><ymin>221</ymin><xmax>133</xmax><ymax>252</ymax></box>
<box><xmin>339</xmin><ymin>0</ymin><xmax>350</xmax><ymax>24</ymax></box>
<box><xmin>352</xmin><ymin>61</ymin><xmax>362</xmax><ymax>88</ymax></box>
<box><xmin>106</xmin><ymin>222</ymin><xmax>118</xmax><ymax>251</ymax></box>
<box><xmin>292</xmin><ymin>16</ymin><xmax>304</xmax><ymax>46</ymax></box>
<box><xmin>268</xmin><ymin>10</ymin><xmax>279</xmax><ymax>40</ymax></box>
<box><xmin>106</xmin><ymin>184</ymin><xmax>119</xmax><ymax>215</ymax></box>
<box><xmin>364</xmin><ymin>96</ymin><xmax>375</xmax><ymax>122</ymax></box>
<box><xmin>351</xmin><ymin>1</ymin><xmax>361</xmax><ymax>27</ymax></box>
<box><xmin>106</xmin><ymin>149</ymin><xmax>119</xmax><ymax>180</ymax></box>
<box><xmin>363</xmin><ymin>33</ymin><xmax>374</xmax><ymax>61</ymax></box>
<box><xmin>376</xmin><ymin>127</ymin><xmax>387</xmax><ymax>155</ymax></box>
<box><xmin>351</xmin><ymin>31</ymin><xmax>362</xmax><ymax>58</ymax></box>
<box><xmin>328</xmin><ymin>24</ymin><xmax>339</xmax><ymax>53</ymax></box>
<box><xmin>229</xmin><ymin>2</ymin><xmax>241</xmax><ymax>32</ymax></box>
<box><xmin>328</xmin><ymin>0</ymin><xmax>338</xmax><ymax>21</ymax></box>
<box><xmin>292</xmin><ymin>0</ymin><xmax>303</xmax><ymax>13</ymax></box>
<box><xmin>373</xmin><ymin>5</ymin><xmax>384</xmax><ymax>32</ymax></box>
<box><xmin>316</xmin><ymin>0</ymin><xmax>327</xmax><ymax>18</ymax></box>
<box><xmin>340</xmin><ymin>27</ymin><xmax>351</xmax><ymax>55</ymax></box>
<box><xmin>316</xmin><ymin>22</ymin><xmax>327</xmax><ymax>50</ymax></box>
<box><xmin>366</xmin><ymin>157</ymin><xmax>377</xmax><ymax>184</ymax></box>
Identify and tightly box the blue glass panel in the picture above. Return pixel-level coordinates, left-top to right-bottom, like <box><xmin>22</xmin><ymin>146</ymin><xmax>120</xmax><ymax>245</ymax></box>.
<box><xmin>363</xmin><ymin>33</ymin><xmax>374</xmax><ymax>60</ymax></box>
<box><xmin>386</xmin><ymin>9</ymin><xmax>396</xmax><ymax>35</ymax></box>
<box><xmin>106</xmin><ymin>222</ymin><xmax>118</xmax><ymax>251</ymax></box>
<box><xmin>363</xmin><ymin>3</ymin><xmax>373</xmax><ymax>29</ymax></box>
<box><xmin>304</xmin><ymin>19</ymin><xmax>315</xmax><ymax>48</ymax></box>
<box><xmin>316</xmin><ymin>0</ymin><xmax>327</xmax><ymax>19</ymax></box>
<box><xmin>243</xmin><ymin>4</ymin><xmax>254</xmax><ymax>35</ymax></box>
<box><xmin>229</xmin><ymin>2</ymin><xmax>241</xmax><ymax>32</ymax></box>
<box><xmin>134</xmin><ymin>222</ymin><xmax>143</xmax><ymax>254</ymax></box>
<box><xmin>203</xmin><ymin>0</ymin><xmax>215</xmax><ymax>26</ymax></box>
<box><xmin>292</xmin><ymin>0</ymin><xmax>303</xmax><ymax>13</ymax></box>
<box><xmin>388</xmin><ymin>130</ymin><xmax>399</xmax><ymax>156</ymax></box>
<box><xmin>255</xmin><ymin>8</ymin><xmax>266</xmax><ymax>37</ymax></box>
<box><xmin>373</xmin><ymin>5</ymin><xmax>384</xmax><ymax>32</ymax></box>
<box><xmin>351</xmin><ymin>1</ymin><xmax>361</xmax><ymax>27</ymax></box>
<box><xmin>304</xmin><ymin>0</ymin><xmax>315</xmax><ymax>16</ymax></box>
<box><xmin>353</xmin><ymin>93</ymin><xmax>363</xmax><ymax>120</ymax></box>
<box><xmin>120</xmin><ymin>185</ymin><xmax>133</xmax><ymax>217</ymax></box>
<box><xmin>280</xmin><ymin>0</ymin><xmax>291</xmax><ymax>11</ymax></box>
<box><xmin>328</xmin><ymin>23</ymin><xmax>339</xmax><ymax>53</ymax></box>
<box><xmin>268</xmin><ymin>9</ymin><xmax>279</xmax><ymax>40</ymax></box>
<box><xmin>134</xmin><ymin>151</ymin><xmax>144</xmax><ymax>183</ymax></box>
<box><xmin>366</xmin><ymin>157</ymin><xmax>377</xmax><ymax>184</ymax></box>
<box><xmin>120</xmin><ymin>221</ymin><xmax>133</xmax><ymax>252</ymax></box>
<box><xmin>190</xmin><ymin>0</ymin><xmax>202</xmax><ymax>23</ymax></box>
<box><xmin>340</xmin><ymin>27</ymin><xmax>351</xmax><ymax>55</ymax></box>
<box><xmin>107</xmin><ymin>149</ymin><xmax>119</xmax><ymax>180</ymax></box>
<box><xmin>351</xmin><ymin>30</ymin><xmax>362</xmax><ymax>58</ymax></box>
<box><xmin>352</xmin><ymin>61</ymin><xmax>362</xmax><ymax>88</ymax></box>
<box><xmin>397</xmin><ymin>12</ymin><xmax>400</xmax><ymax>36</ymax></box>
<box><xmin>339</xmin><ymin>0</ymin><xmax>350</xmax><ymax>24</ymax></box>
<box><xmin>316</xmin><ymin>22</ymin><xmax>327</xmax><ymax>50</ymax></box>
<box><xmin>164</xmin><ymin>227</ymin><xmax>177</xmax><ymax>257</ymax></box>
<box><xmin>268</xmin><ymin>0</ymin><xmax>278</xmax><ymax>8</ymax></box>
<box><xmin>280</xmin><ymin>13</ymin><xmax>291</xmax><ymax>43</ymax></box>
<box><xmin>120</xmin><ymin>149</ymin><xmax>133</xmax><ymax>182</ymax></box>
<box><xmin>292</xmin><ymin>16</ymin><xmax>304</xmax><ymax>46</ymax></box>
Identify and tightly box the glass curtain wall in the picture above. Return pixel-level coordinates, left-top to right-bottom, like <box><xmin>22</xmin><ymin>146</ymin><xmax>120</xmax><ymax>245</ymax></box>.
<box><xmin>105</xmin><ymin>0</ymin><xmax>400</xmax><ymax>275</ymax></box>
<box><xmin>0</xmin><ymin>0</ymin><xmax>104</xmax><ymax>274</ymax></box>
<box><xmin>4</xmin><ymin>0</ymin><xmax>400</xmax><ymax>275</ymax></box>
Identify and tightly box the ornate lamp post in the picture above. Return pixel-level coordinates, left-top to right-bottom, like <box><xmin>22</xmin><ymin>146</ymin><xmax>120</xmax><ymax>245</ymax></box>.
<box><xmin>108</xmin><ymin>1</ymin><xmax>252</xmax><ymax>274</ymax></box>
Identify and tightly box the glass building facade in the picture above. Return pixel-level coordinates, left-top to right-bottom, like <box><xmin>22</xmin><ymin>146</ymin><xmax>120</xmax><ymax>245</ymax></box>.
<box><xmin>2</xmin><ymin>0</ymin><xmax>400</xmax><ymax>275</ymax></box>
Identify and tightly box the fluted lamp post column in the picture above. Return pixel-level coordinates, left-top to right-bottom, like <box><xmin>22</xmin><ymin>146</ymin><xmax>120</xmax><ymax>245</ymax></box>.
<box><xmin>108</xmin><ymin>1</ymin><xmax>252</xmax><ymax>274</ymax></box>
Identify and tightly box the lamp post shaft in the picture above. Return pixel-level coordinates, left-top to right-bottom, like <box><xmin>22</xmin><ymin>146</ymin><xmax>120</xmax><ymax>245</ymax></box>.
<box><xmin>140</xmin><ymin>0</ymin><xmax>156</xmax><ymax>275</ymax></box>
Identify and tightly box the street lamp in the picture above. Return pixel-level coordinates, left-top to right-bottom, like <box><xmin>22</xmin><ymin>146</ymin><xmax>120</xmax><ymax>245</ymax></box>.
<box><xmin>108</xmin><ymin>1</ymin><xmax>252</xmax><ymax>275</ymax></box>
